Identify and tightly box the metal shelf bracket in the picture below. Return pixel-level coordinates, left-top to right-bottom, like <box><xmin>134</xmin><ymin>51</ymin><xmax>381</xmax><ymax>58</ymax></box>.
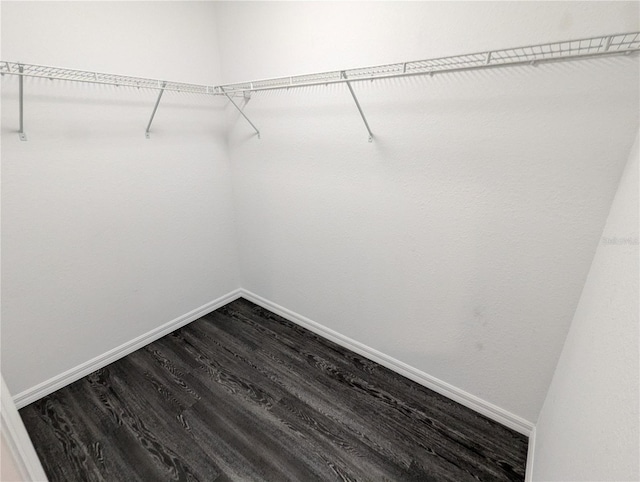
<box><xmin>342</xmin><ymin>71</ymin><xmax>373</xmax><ymax>143</ymax></box>
<box><xmin>18</xmin><ymin>64</ymin><xmax>27</xmax><ymax>141</ymax></box>
<box><xmin>145</xmin><ymin>81</ymin><xmax>166</xmax><ymax>139</ymax></box>
<box><xmin>224</xmin><ymin>90</ymin><xmax>260</xmax><ymax>139</ymax></box>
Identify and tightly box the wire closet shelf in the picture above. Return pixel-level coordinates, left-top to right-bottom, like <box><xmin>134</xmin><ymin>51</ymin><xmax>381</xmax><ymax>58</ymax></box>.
<box><xmin>2</xmin><ymin>32</ymin><xmax>639</xmax><ymax>95</ymax></box>
<box><xmin>2</xmin><ymin>32</ymin><xmax>639</xmax><ymax>141</ymax></box>
<box><xmin>220</xmin><ymin>32</ymin><xmax>640</xmax><ymax>93</ymax></box>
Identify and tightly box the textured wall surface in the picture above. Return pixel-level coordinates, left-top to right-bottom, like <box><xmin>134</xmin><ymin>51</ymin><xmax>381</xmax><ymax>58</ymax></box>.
<box><xmin>532</xmin><ymin>132</ymin><xmax>639</xmax><ymax>481</ymax></box>
<box><xmin>1</xmin><ymin>2</ymin><xmax>240</xmax><ymax>395</ymax></box>
<box><xmin>218</xmin><ymin>1</ymin><xmax>639</xmax><ymax>422</ymax></box>
<box><xmin>1</xmin><ymin>0</ymin><xmax>638</xmax><ymax>432</ymax></box>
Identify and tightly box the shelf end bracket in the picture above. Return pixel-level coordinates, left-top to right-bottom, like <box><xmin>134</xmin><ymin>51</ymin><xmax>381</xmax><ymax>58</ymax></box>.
<box><xmin>342</xmin><ymin>72</ymin><xmax>373</xmax><ymax>142</ymax></box>
<box><xmin>145</xmin><ymin>81</ymin><xmax>167</xmax><ymax>139</ymax></box>
<box><xmin>18</xmin><ymin>64</ymin><xmax>27</xmax><ymax>141</ymax></box>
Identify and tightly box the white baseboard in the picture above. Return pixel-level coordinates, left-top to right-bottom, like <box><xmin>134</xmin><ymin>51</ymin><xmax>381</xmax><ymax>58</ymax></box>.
<box><xmin>525</xmin><ymin>427</ymin><xmax>536</xmax><ymax>481</ymax></box>
<box><xmin>1</xmin><ymin>376</ymin><xmax>49</xmax><ymax>481</ymax></box>
<box><xmin>239</xmin><ymin>289</ymin><xmax>535</xmax><ymax>437</ymax></box>
<box><xmin>13</xmin><ymin>286</ymin><xmax>535</xmax><ymax>440</ymax></box>
<box><xmin>12</xmin><ymin>289</ymin><xmax>242</xmax><ymax>409</ymax></box>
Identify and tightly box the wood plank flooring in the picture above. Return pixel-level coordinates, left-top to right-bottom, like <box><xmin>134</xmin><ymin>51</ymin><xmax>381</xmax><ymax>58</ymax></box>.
<box><xmin>20</xmin><ymin>298</ymin><xmax>528</xmax><ymax>481</ymax></box>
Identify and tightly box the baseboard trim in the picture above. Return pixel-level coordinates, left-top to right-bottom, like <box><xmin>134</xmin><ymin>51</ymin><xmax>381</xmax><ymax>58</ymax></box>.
<box><xmin>1</xmin><ymin>376</ymin><xmax>49</xmax><ymax>481</ymax></box>
<box><xmin>12</xmin><ymin>289</ymin><xmax>243</xmax><ymax>409</ymax></box>
<box><xmin>13</xmin><ymin>287</ymin><xmax>535</xmax><ymax>437</ymax></box>
<box><xmin>239</xmin><ymin>289</ymin><xmax>535</xmax><ymax>436</ymax></box>
<box><xmin>525</xmin><ymin>427</ymin><xmax>536</xmax><ymax>481</ymax></box>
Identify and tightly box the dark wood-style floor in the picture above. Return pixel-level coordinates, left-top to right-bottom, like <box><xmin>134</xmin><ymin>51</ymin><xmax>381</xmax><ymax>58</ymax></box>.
<box><xmin>20</xmin><ymin>298</ymin><xmax>528</xmax><ymax>481</ymax></box>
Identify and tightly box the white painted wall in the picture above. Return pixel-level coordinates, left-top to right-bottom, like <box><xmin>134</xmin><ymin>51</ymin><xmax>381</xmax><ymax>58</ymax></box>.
<box><xmin>1</xmin><ymin>2</ymin><xmax>239</xmax><ymax>395</ymax></box>
<box><xmin>1</xmin><ymin>0</ymin><xmax>638</xmax><ymax>437</ymax></box>
<box><xmin>217</xmin><ymin>1</ymin><xmax>639</xmax><ymax>422</ymax></box>
<box><xmin>532</xmin><ymin>132</ymin><xmax>639</xmax><ymax>481</ymax></box>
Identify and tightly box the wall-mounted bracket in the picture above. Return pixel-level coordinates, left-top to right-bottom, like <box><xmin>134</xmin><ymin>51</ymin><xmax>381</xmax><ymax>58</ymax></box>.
<box><xmin>224</xmin><ymin>91</ymin><xmax>260</xmax><ymax>139</ymax></box>
<box><xmin>145</xmin><ymin>81</ymin><xmax>166</xmax><ymax>139</ymax></box>
<box><xmin>18</xmin><ymin>65</ymin><xmax>27</xmax><ymax>141</ymax></box>
<box><xmin>342</xmin><ymin>71</ymin><xmax>373</xmax><ymax>143</ymax></box>
<box><xmin>604</xmin><ymin>36</ymin><xmax>613</xmax><ymax>52</ymax></box>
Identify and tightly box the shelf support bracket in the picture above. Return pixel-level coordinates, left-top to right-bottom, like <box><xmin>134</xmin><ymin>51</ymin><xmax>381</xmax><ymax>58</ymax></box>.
<box><xmin>224</xmin><ymin>91</ymin><xmax>260</xmax><ymax>139</ymax></box>
<box><xmin>604</xmin><ymin>36</ymin><xmax>613</xmax><ymax>52</ymax></box>
<box><xmin>145</xmin><ymin>81</ymin><xmax>166</xmax><ymax>139</ymax></box>
<box><xmin>342</xmin><ymin>71</ymin><xmax>373</xmax><ymax>142</ymax></box>
<box><xmin>18</xmin><ymin>65</ymin><xmax>27</xmax><ymax>141</ymax></box>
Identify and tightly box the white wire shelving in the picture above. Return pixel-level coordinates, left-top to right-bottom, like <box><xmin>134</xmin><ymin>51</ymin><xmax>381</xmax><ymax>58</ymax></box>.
<box><xmin>2</xmin><ymin>31</ymin><xmax>639</xmax><ymax>141</ymax></box>
<box><xmin>218</xmin><ymin>31</ymin><xmax>640</xmax><ymax>94</ymax></box>
<box><xmin>0</xmin><ymin>62</ymin><xmax>223</xmax><ymax>95</ymax></box>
